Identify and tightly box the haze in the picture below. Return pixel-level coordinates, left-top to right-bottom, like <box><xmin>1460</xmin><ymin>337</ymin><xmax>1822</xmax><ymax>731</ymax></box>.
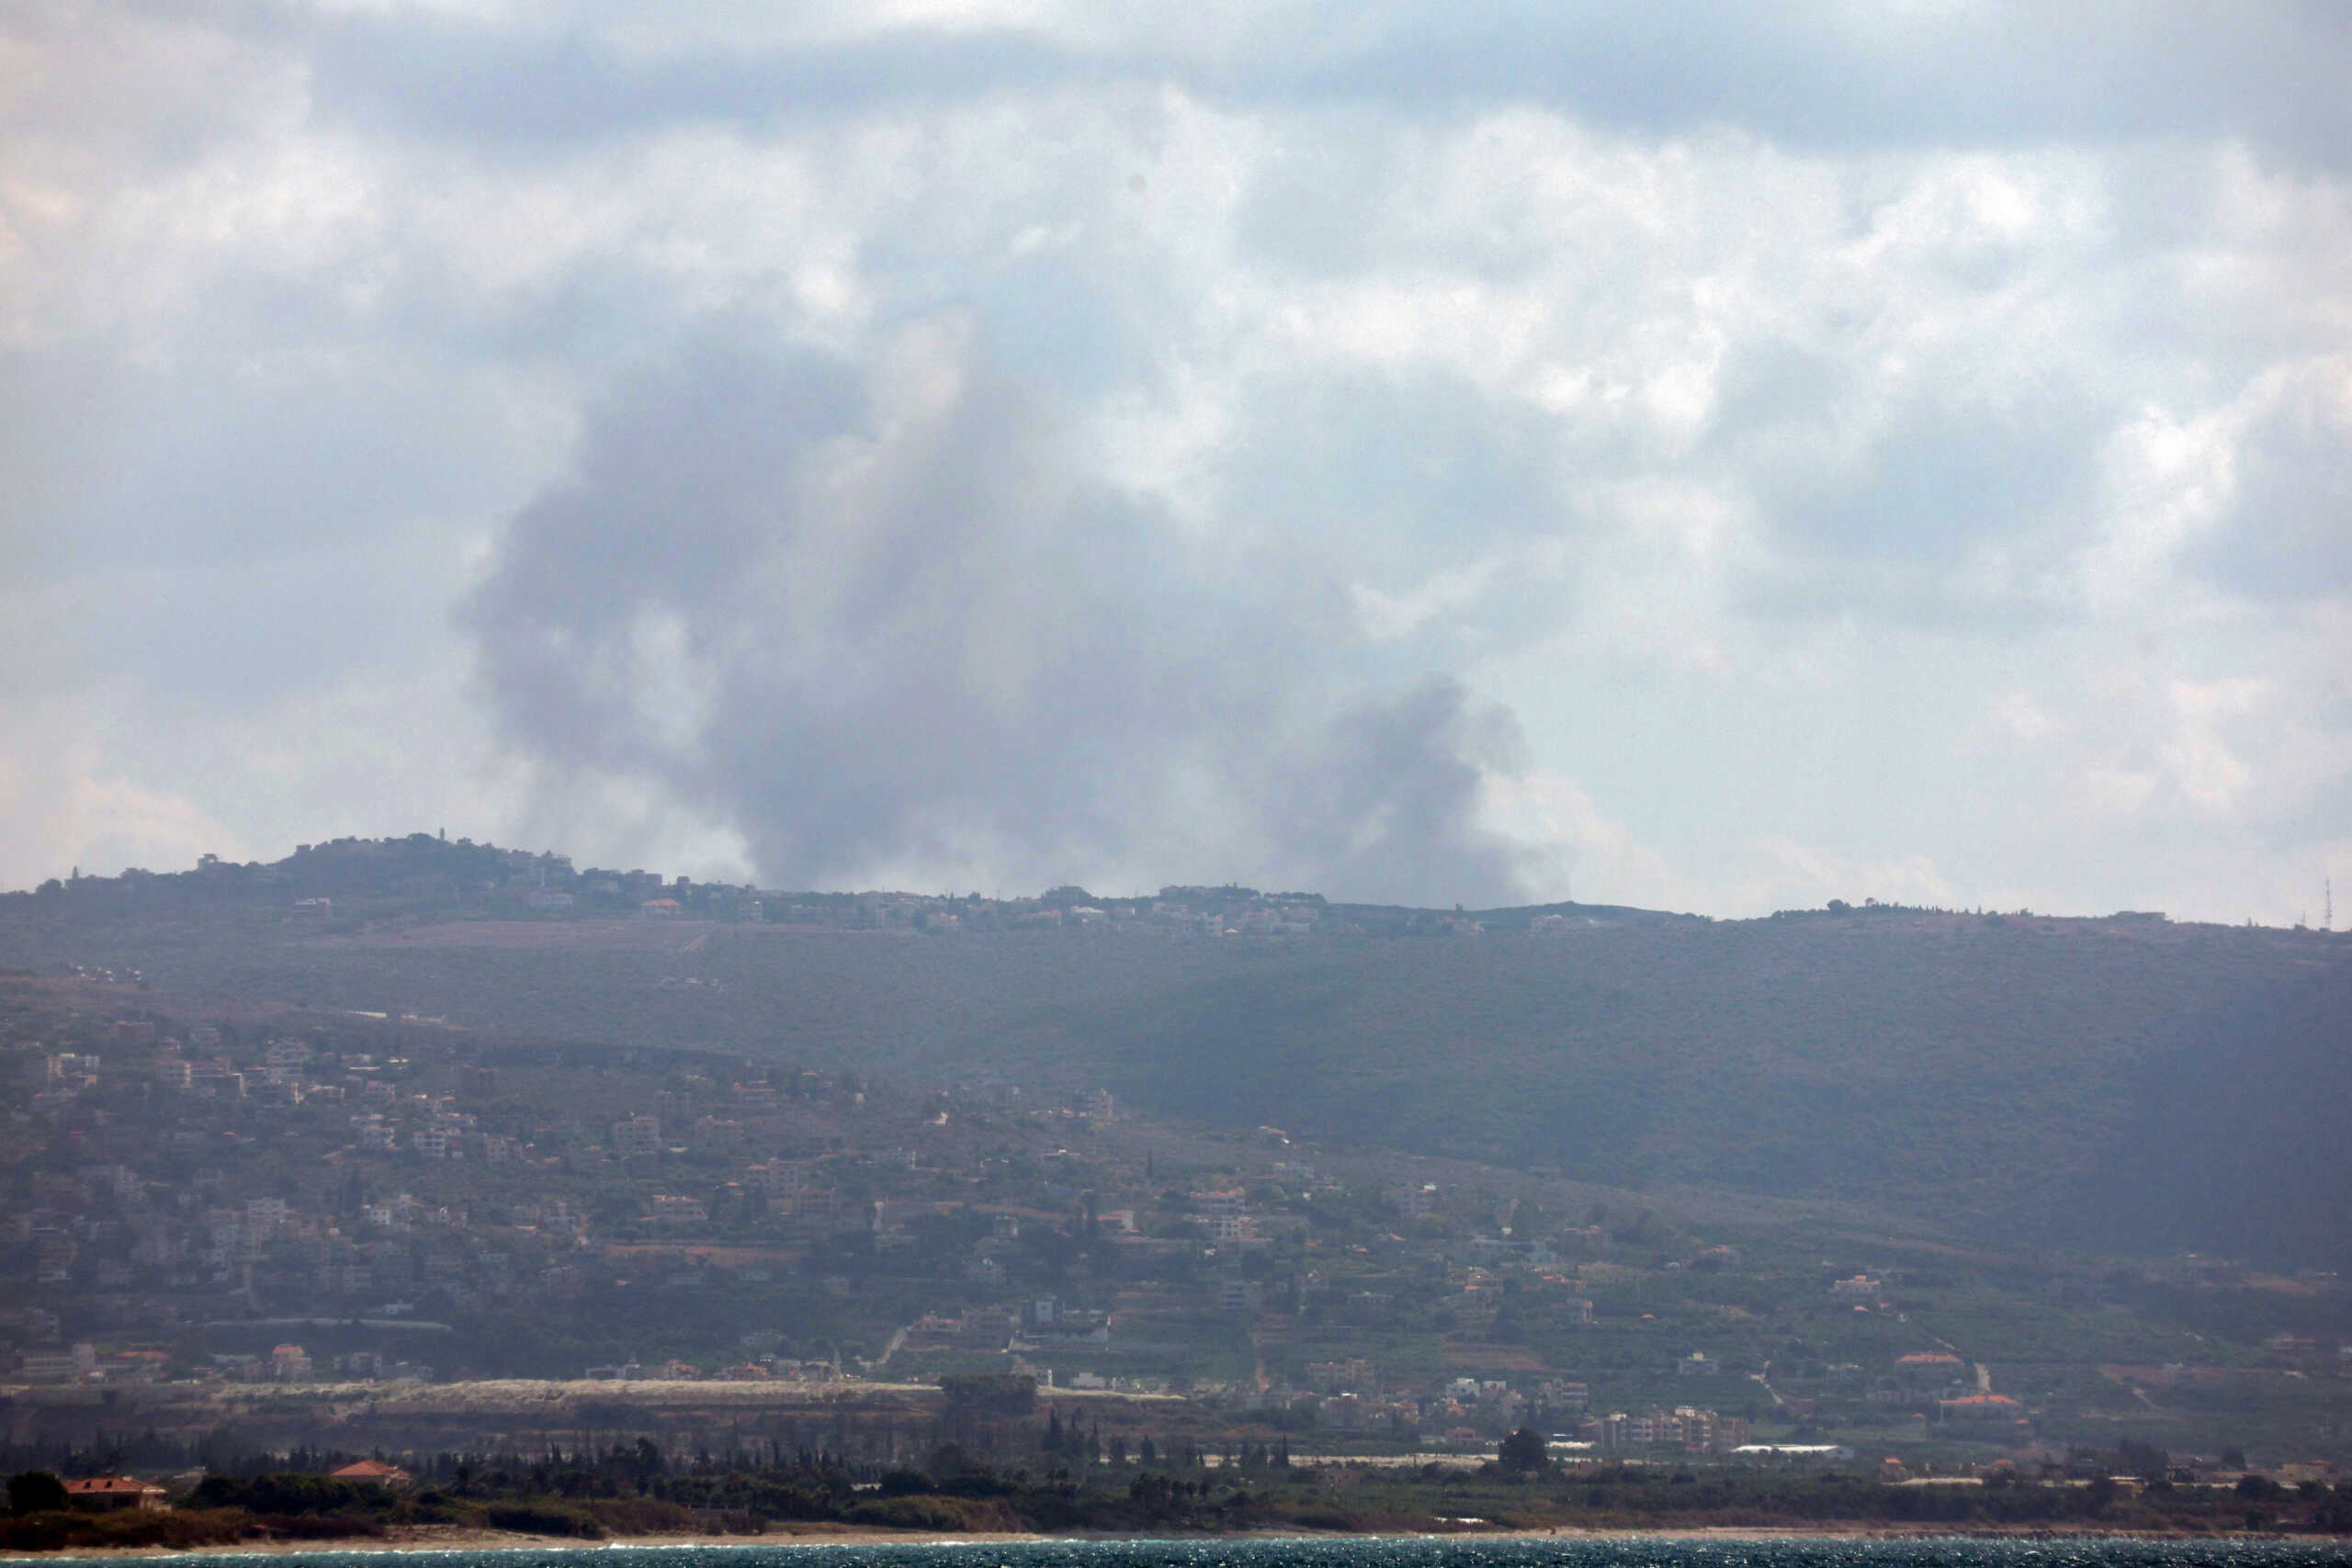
<box><xmin>5</xmin><ymin>1</ymin><xmax>2349</xmax><ymax>922</ymax></box>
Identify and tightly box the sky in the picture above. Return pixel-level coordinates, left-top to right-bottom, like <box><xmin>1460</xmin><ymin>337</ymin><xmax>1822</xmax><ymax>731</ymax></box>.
<box><xmin>3</xmin><ymin>1</ymin><xmax>2348</xmax><ymax>922</ymax></box>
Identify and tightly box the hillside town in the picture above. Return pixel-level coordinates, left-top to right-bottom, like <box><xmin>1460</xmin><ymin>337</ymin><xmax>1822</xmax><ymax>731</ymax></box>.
<box><xmin>6</xmin><ymin>958</ymin><xmax>2345</xmax><ymax>1507</ymax></box>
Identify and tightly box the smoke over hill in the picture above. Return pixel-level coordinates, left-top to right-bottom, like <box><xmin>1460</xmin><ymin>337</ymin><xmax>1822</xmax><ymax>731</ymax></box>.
<box><xmin>462</xmin><ymin>323</ymin><xmax>1532</xmax><ymax>907</ymax></box>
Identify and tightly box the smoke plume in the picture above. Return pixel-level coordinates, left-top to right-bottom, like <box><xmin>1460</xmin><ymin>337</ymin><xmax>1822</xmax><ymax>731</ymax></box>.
<box><xmin>462</xmin><ymin>319</ymin><xmax>1532</xmax><ymax>904</ymax></box>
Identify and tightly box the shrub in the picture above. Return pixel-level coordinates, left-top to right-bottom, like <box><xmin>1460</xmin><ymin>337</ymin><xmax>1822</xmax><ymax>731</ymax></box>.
<box><xmin>0</xmin><ymin>1506</ymin><xmax>256</xmax><ymax>1552</ymax></box>
<box><xmin>191</xmin><ymin>1474</ymin><xmax>380</xmax><ymax>1516</ymax></box>
<box><xmin>6</xmin><ymin>1472</ymin><xmax>67</xmax><ymax>1517</ymax></box>
<box><xmin>584</xmin><ymin>1496</ymin><xmax>695</xmax><ymax>1535</ymax></box>
<box><xmin>488</xmin><ymin>1503</ymin><xmax>604</xmax><ymax>1539</ymax></box>
<box><xmin>939</xmin><ymin>1373</ymin><xmax>1037</xmax><ymax>1419</ymax></box>
<box><xmin>845</xmin><ymin>1494</ymin><xmax>1017</xmax><ymax>1532</ymax></box>
<box><xmin>254</xmin><ymin>1513</ymin><xmax>388</xmax><ymax>1540</ymax></box>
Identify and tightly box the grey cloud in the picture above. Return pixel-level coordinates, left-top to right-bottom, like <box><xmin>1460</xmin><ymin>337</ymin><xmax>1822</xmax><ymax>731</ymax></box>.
<box><xmin>302</xmin><ymin>17</ymin><xmax>1084</xmax><ymax>148</ymax></box>
<box><xmin>0</xmin><ymin>304</ymin><xmax>548</xmax><ymax>711</ymax></box>
<box><xmin>461</xmin><ymin>323</ymin><xmax>1533</xmax><ymax>903</ymax></box>
<box><xmin>42</xmin><ymin>343</ymin><xmax>518</xmax><ymax>576</ymax></box>
<box><xmin>0</xmin><ymin>1</ymin><xmax>299</xmax><ymax>168</ymax></box>
<box><xmin>1220</xmin><ymin>369</ymin><xmax>1564</xmax><ymax>563</ymax></box>
<box><xmin>285</xmin><ymin>3</ymin><xmax>2352</xmax><ymax>173</ymax></box>
<box><xmin>0</xmin><ymin>346</ymin><xmax>118</xmax><ymax>595</ymax></box>
<box><xmin>1731</xmin><ymin>561</ymin><xmax>2072</xmax><ymax>636</ymax></box>
<box><xmin>1232</xmin><ymin>115</ymin><xmax>1406</xmax><ymax>276</ymax></box>
<box><xmin>2191</xmin><ymin>370</ymin><xmax>2352</xmax><ymax>599</ymax></box>
<box><xmin>1708</xmin><ymin>342</ymin><xmax>2109</xmax><ymax>626</ymax></box>
<box><xmin>941</xmin><ymin>259</ymin><xmax>1136</xmax><ymax>402</ymax></box>
<box><xmin>1258</xmin><ymin>2</ymin><xmax>2352</xmax><ymax>175</ymax></box>
<box><xmin>2264</xmin><ymin>758</ymin><xmax>2352</xmax><ymax>853</ymax></box>
<box><xmin>1759</xmin><ymin>396</ymin><xmax>2099</xmax><ymax>556</ymax></box>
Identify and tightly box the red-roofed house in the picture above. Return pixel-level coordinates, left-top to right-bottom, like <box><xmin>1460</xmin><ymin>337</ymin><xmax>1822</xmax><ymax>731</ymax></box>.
<box><xmin>329</xmin><ymin>1460</ymin><xmax>413</xmax><ymax>1489</ymax></box>
<box><xmin>63</xmin><ymin>1476</ymin><xmax>169</xmax><ymax>1512</ymax></box>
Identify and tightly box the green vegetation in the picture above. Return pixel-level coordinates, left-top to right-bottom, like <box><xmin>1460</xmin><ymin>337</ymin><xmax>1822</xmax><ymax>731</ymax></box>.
<box><xmin>6</xmin><ymin>1471</ymin><xmax>66</xmax><ymax>1515</ymax></box>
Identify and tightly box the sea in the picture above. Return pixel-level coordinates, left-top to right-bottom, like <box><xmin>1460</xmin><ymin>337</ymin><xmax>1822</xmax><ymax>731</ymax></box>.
<box><xmin>16</xmin><ymin>1541</ymin><xmax>2345</xmax><ymax>1568</ymax></box>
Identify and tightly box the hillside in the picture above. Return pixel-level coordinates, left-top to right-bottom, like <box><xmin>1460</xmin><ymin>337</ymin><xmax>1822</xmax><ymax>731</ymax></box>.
<box><xmin>4</xmin><ymin>840</ymin><xmax>2346</xmax><ymax>1265</ymax></box>
<box><xmin>963</xmin><ymin>909</ymin><xmax>2350</xmax><ymax>1265</ymax></box>
<box><xmin>7</xmin><ymin>882</ymin><xmax>2352</xmax><ymax>1468</ymax></box>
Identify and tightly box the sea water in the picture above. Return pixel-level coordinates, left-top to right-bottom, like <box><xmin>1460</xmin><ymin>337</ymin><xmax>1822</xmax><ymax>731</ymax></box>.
<box><xmin>16</xmin><ymin>1540</ymin><xmax>2343</xmax><ymax>1568</ymax></box>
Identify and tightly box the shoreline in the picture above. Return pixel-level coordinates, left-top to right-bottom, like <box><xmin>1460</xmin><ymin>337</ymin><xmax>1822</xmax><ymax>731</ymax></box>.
<box><xmin>8</xmin><ymin>1521</ymin><xmax>2335</xmax><ymax>1560</ymax></box>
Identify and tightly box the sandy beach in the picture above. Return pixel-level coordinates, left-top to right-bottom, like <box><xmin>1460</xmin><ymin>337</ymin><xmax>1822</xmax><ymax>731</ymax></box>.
<box><xmin>7</xmin><ymin>1519</ymin><xmax>2315</xmax><ymax>1560</ymax></box>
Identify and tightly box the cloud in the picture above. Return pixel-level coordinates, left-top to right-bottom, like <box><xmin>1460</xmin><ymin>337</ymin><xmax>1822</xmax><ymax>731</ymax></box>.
<box><xmin>2190</xmin><ymin>356</ymin><xmax>2352</xmax><ymax>599</ymax></box>
<box><xmin>0</xmin><ymin>694</ymin><xmax>254</xmax><ymax>884</ymax></box>
<box><xmin>4</xmin><ymin>0</ymin><xmax>2349</xmax><ymax>923</ymax></box>
<box><xmin>284</xmin><ymin>3</ymin><xmax>2352</xmax><ymax>175</ymax></box>
<box><xmin>1748</xmin><ymin>834</ymin><xmax>1959</xmax><ymax>910</ymax></box>
<box><xmin>1476</xmin><ymin>767</ymin><xmax>1681</xmax><ymax>909</ymax></box>
<box><xmin>1986</xmin><ymin>690</ymin><xmax>2062</xmax><ymax>743</ymax></box>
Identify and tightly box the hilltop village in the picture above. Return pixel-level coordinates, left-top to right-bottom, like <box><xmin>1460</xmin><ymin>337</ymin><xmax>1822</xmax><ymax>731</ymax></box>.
<box><xmin>11</xmin><ymin>829</ymin><xmax>1608</xmax><ymax>940</ymax></box>
<box><xmin>8</xmin><ymin>972</ymin><xmax>1779</xmax><ymax>1448</ymax></box>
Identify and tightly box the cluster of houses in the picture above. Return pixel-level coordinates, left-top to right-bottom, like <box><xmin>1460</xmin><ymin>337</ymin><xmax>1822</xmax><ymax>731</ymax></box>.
<box><xmin>21</xmin><ymin>974</ymin><xmax>2347</xmax><ymax>1482</ymax></box>
<box><xmin>17</xmin><ymin>1461</ymin><xmax>412</xmax><ymax>1517</ymax></box>
<box><xmin>3</xmin><ymin>1026</ymin><xmax>592</xmax><ymax>1376</ymax></box>
<box><xmin>256</xmin><ymin>837</ymin><xmax>1345</xmax><ymax>941</ymax></box>
<box><xmin>20</xmin><ymin>835</ymin><xmax>1327</xmax><ymax>938</ymax></box>
<box><xmin>741</xmin><ymin>886</ymin><xmax>1331</xmax><ymax>940</ymax></box>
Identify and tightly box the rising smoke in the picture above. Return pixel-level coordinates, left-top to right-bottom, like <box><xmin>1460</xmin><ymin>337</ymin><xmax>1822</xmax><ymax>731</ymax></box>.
<box><xmin>462</xmin><ymin>318</ymin><xmax>1534</xmax><ymax>905</ymax></box>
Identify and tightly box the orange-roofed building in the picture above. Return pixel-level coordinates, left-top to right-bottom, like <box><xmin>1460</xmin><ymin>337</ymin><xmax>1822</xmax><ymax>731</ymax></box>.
<box><xmin>63</xmin><ymin>1476</ymin><xmax>169</xmax><ymax>1512</ymax></box>
<box><xmin>329</xmin><ymin>1461</ymin><xmax>413</xmax><ymax>1488</ymax></box>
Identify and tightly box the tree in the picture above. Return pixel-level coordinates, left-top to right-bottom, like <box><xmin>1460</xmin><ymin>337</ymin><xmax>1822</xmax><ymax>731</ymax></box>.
<box><xmin>1497</xmin><ymin>1427</ymin><xmax>1550</xmax><ymax>1476</ymax></box>
<box><xmin>8</xmin><ymin>1472</ymin><xmax>68</xmax><ymax>1516</ymax></box>
<box><xmin>943</xmin><ymin>1372</ymin><xmax>1038</xmax><ymax>1421</ymax></box>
